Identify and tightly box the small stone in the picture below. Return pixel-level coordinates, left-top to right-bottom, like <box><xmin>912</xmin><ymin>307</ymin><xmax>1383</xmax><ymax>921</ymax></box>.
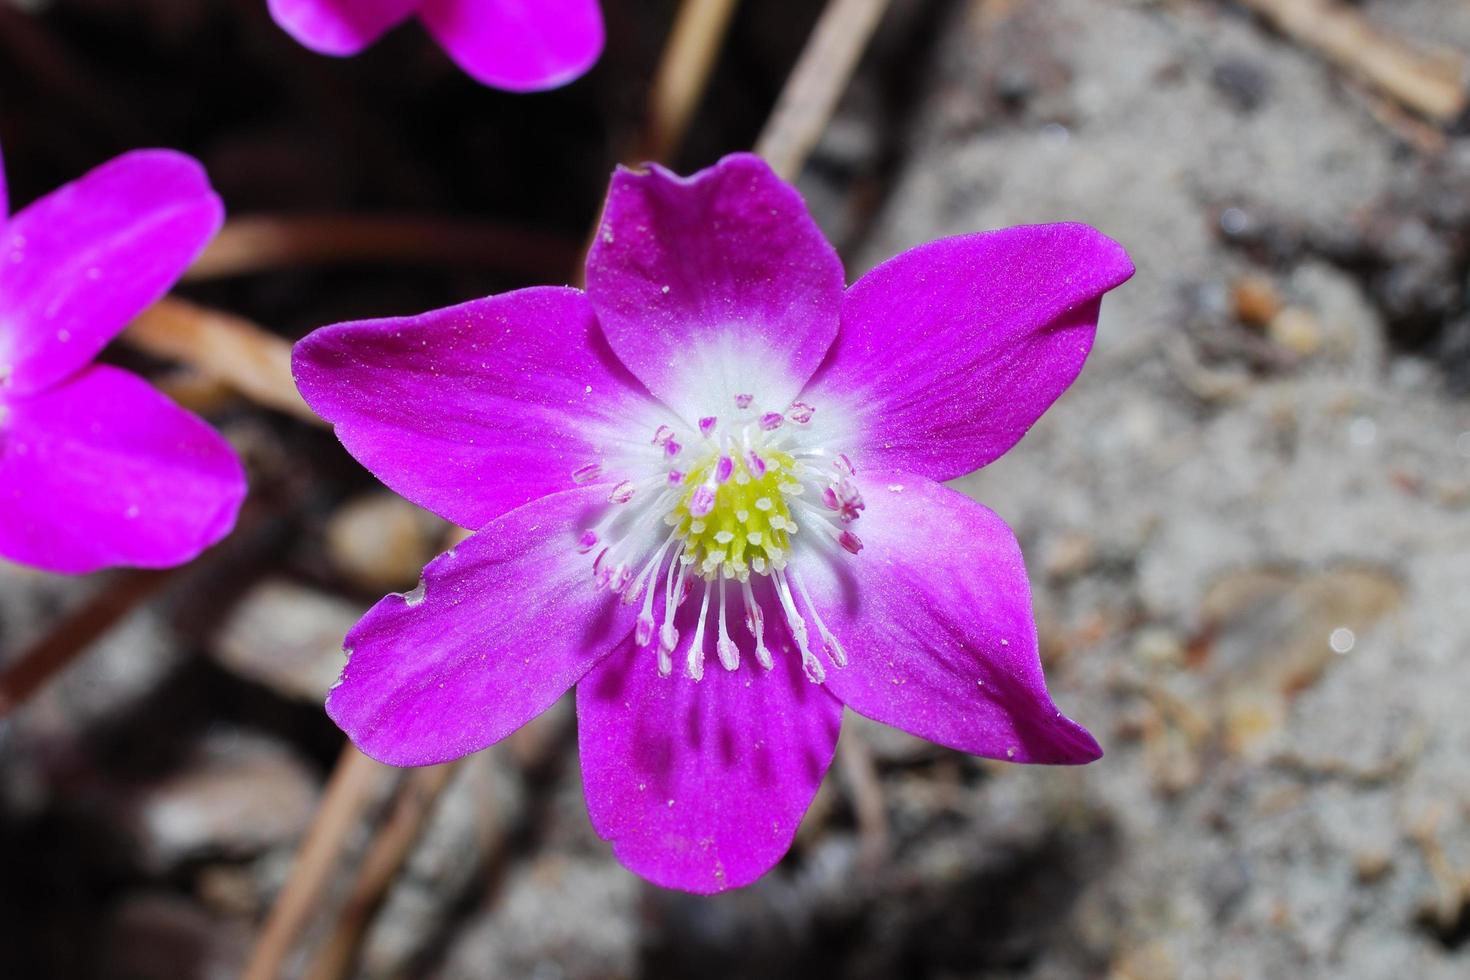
<box><xmin>1268</xmin><ymin>307</ymin><xmax>1322</xmax><ymax>356</ymax></box>
<box><xmin>1354</xmin><ymin>849</ymin><xmax>1393</xmax><ymax>883</ymax></box>
<box><xmin>212</xmin><ymin>578</ymin><xmax>360</xmax><ymax>701</ymax></box>
<box><xmin>1043</xmin><ymin>531</ymin><xmax>1096</xmax><ymax>580</ymax></box>
<box><xmin>325</xmin><ymin>492</ymin><xmax>445</xmax><ymax>592</ymax></box>
<box><xmin>126</xmin><ymin>733</ymin><xmax>319</xmax><ymax>873</ymax></box>
<box><xmin>1231</xmin><ymin>274</ymin><xmax>1282</xmax><ymax>327</ymax></box>
<box><xmin>1134</xmin><ymin>627</ymin><xmax>1184</xmax><ymax>669</ymax></box>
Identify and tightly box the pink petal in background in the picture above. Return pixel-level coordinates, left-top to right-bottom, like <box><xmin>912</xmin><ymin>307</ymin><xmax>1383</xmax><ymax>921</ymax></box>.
<box><xmin>419</xmin><ymin>0</ymin><xmax>604</xmax><ymax>92</ymax></box>
<box><xmin>266</xmin><ymin>0</ymin><xmax>419</xmax><ymax>56</ymax></box>
<box><xmin>0</xmin><ymin>150</ymin><xmax>223</xmax><ymax>396</ymax></box>
<box><xmin>0</xmin><ymin>365</ymin><xmax>246</xmax><ymax>575</ymax></box>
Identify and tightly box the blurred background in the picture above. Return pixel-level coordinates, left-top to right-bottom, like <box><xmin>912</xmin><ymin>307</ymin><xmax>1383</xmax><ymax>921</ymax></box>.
<box><xmin>2</xmin><ymin>0</ymin><xmax>1469</xmax><ymax>977</ymax></box>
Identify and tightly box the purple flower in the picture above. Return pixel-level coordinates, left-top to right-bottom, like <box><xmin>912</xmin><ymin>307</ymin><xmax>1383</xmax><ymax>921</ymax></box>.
<box><xmin>267</xmin><ymin>0</ymin><xmax>603</xmax><ymax>92</ymax></box>
<box><xmin>294</xmin><ymin>153</ymin><xmax>1134</xmax><ymax>893</ymax></box>
<box><xmin>0</xmin><ymin>144</ymin><xmax>246</xmax><ymax>574</ymax></box>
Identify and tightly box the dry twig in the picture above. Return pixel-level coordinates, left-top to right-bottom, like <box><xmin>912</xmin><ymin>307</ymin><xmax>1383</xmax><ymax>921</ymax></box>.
<box><xmin>754</xmin><ymin>0</ymin><xmax>892</xmax><ymax>180</ymax></box>
<box><xmin>0</xmin><ymin>570</ymin><xmax>171</xmax><ymax>720</ymax></box>
<box><xmin>632</xmin><ymin>0</ymin><xmax>743</xmax><ymax>163</ymax></box>
<box><xmin>123</xmin><ymin>297</ymin><xmax>315</xmax><ymax>423</ymax></box>
<box><xmin>303</xmin><ymin>761</ymin><xmax>460</xmax><ymax>980</ymax></box>
<box><xmin>185</xmin><ymin>214</ymin><xmax>581</xmax><ymax>283</ymax></box>
<box><xmin>241</xmin><ymin>744</ymin><xmax>386</xmax><ymax>980</ymax></box>
<box><xmin>1237</xmin><ymin>0</ymin><xmax>1467</xmax><ymax>124</ymax></box>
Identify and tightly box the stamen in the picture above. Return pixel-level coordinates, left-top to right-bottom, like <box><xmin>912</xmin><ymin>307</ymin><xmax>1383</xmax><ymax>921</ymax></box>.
<box><xmin>667</xmin><ymin>469</ymin><xmax>685</xmax><ymax>485</ymax></box>
<box><xmin>572</xmin><ymin>462</ymin><xmax>603</xmax><ymax>484</ymax></box>
<box><xmin>773</xmin><ymin>568</ymin><xmax>824</xmax><ymax>683</ymax></box>
<box><xmin>735</xmin><ymin>393</ymin><xmax>754</xmax><ymax>409</ymax></box>
<box><xmin>577</xmin><ymin>530</ymin><xmax>598</xmax><ymax>553</ymax></box>
<box><xmin>652</xmin><ymin>425</ymin><xmax>674</xmax><ymax>446</ymax></box>
<box><xmin>835</xmin><ymin>453</ymin><xmax>856</xmax><ymax>476</ymax></box>
<box><xmin>665</xmin><ymin>439</ymin><xmax>682</xmax><ymax>458</ymax></box>
<box><xmin>788</xmin><ymin>401</ymin><xmax>815</xmax><ymax>424</ymax></box>
<box><xmin>790</xmin><ymin>568</ymin><xmax>848</xmax><ymax>668</ymax></box>
<box><xmin>687</xmin><ymin>582</ymin><xmax>712</xmax><ymax>680</ymax></box>
<box><xmin>625</xmin><ymin>527</ymin><xmax>680</xmax><ymax>607</ymax></box>
<box><xmin>656</xmin><ymin>541</ymin><xmax>688</xmax><ymax>675</ymax></box>
<box><xmin>839</xmin><ymin>530</ymin><xmax>863</xmax><ymax>555</ymax></box>
<box><xmin>741</xmin><ymin>579</ymin><xmax>773</xmax><ymax>669</ymax></box>
<box><xmin>689</xmin><ymin>484</ymin><xmax>716</xmax><ymax>517</ymax></box>
<box><xmin>716</xmin><ymin>577</ymin><xmax>738</xmax><ymax>670</ymax></box>
<box><xmin>609</xmin><ymin>481</ymin><xmax>637</xmax><ymax>504</ymax></box>
<box><xmin>745</xmin><ymin>450</ymin><xmax>766</xmax><ymax>478</ymax></box>
<box><xmin>759</xmin><ymin>412</ymin><xmax>784</xmax><ymax>431</ymax></box>
<box><xmin>715</xmin><ymin>456</ymin><xmax>734</xmax><ymax>483</ymax></box>
<box><xmin>698</xmin><ymin>416</ymin><xmax>717</xmax><ymax>437</ymax></box>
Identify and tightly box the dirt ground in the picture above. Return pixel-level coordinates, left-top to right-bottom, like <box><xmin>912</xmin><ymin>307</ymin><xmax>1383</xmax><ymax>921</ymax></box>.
<box><xmin>2</xmin><ymin>1</ymin><xmax>1468</xmax><ymax>977</ymax></box>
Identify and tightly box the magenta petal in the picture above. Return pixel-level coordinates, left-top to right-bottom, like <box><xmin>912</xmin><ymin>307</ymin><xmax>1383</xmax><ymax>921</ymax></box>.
<box><xmin>328</xmin><ymin>484</ymin><xmax>635</xmax><ymax>767</ymax></box>
<box><xmin>293</xmin><ymin>286</ymin><xmax>670</xmax><ymax>531</ymax></box>
<box><xmin>585</xmin><ymin>153</ymin><xmax>844</xmax><ymax>422</ymax></box>
<box><xmin>577</xmin><ymin>637</ymin><xmax>842</xmax><ymax>894</ymax></box>
<box><xmin>418</xmin><ymin>0</ymin><xmax>603</xmax><ymax>91</ymax></box>
<box><xmin>801</xmin><ymin>472</ymin><xmax>1101</xmax><ymax>765</ymax></box>
<box><xmin>0</xmin><ymin>150</ymin><xmax>223</xmax><ymax>397</ymax></box>
<box><xmin>804</xmin><ymin>224</ymin><xmax>1133</xmax><ymax>481</ymax></box>
<box><xmin>267</xmin><ymin>0</ymin><xmax>420</xmax><ymax>56</ymax></box>
<box><xmin>0</xmin><ymin>365</ymin><xmax>245</xmax><ymax>574</ymax></box>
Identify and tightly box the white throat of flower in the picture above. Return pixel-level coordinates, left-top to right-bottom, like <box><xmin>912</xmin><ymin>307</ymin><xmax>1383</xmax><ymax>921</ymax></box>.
<box><xmin>572</xmin><ymin>391</ymin><xmax>863</xmax><ymax>683</ymax></box>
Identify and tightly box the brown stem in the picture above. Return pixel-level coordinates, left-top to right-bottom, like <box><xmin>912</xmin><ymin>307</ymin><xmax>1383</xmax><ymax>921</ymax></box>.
<box><xmin>303</xmin><ymin>762</ymin><xmax>460</xmax><ymax>980</ymax></box>
<box><xmin>837</xmin><ymin>727</ymin><xmax>889</xmax><ymax>873</ymax></box>
<box><xmin>184</xmin><ymin>214</ymin><xmax>582</xmax><ymax>283</ymax></box>
<box><xmin>631</xmin><ymin>0</ymin><xmax>743</xmax><ymax>164</ymax></box>
<box><xmin>122</xmin><ymin>297</ymin><xmax>316</xmax><ymax>424</ymax></box>
<box><xmin>754</xmin><ymin>0</ymin><xmax>892</xmax><ymax>180</ymax></box>
<box><xmin>241</xmin><ymin>744</ymin><xmax>386</xmax><ymax>980</ymax></box>
<box><xmin>1236</xmin><ymin>0</ymin><xmax>1466</xmax><ymax>123</ymax></box>
<box><xmin>0</xmin><ymin>569</ymin><xmax>171</xmax><ymax>719</ymax></box>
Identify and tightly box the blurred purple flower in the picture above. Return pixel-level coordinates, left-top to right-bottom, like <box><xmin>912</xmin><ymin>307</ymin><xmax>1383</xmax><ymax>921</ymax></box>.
<box><xmin>268</xmin><ymin>0</ymin><xmax>603</xmax><ymax>91</ymax></box>
<box><xmin>0</xmin><ymin>145</ymin><xmax>246</xmax><ymax>574</ymax></box>
<box><xmin>293</xmin><ymin>153</ymin><xmax>1133</xmax><ymax>892</ymax></box>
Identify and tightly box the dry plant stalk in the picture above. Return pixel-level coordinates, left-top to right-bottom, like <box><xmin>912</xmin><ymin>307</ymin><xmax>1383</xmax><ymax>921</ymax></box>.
<box><xmin>634</xmin><ymin>0</ymin><xmax>743</xmax><ymax>162</ymax></box>
<box><xmin>0</xmin><ymin>570</ymin><xmax>171</xmax><ymax>719</ymax></box>
<box><xmin>185</xmin><ymin>214</ymin><xmax>581</xmax><ymax>282</ymax></box>
<box><xmin>1238</xmin><ymin>0</ymin><xmax>1467</xmax><ymax>123</ymax></box>
<box><xmin>241</xmin><ymin>745</ymin><xmax>386</xmax><ymax>980</ymax></box>
<box><xmin>754</xmin><ymin>0</ymin><xmax>891</xmax><ymax>180</ymax></box>
<box><xmin>124</xmin><ymin>297</ymin><xmax>316</xmax><ymax>423</ymax></box>
<box><xmin>303</xmin><ymin>761</ymin><xmax>460</xmax><ymax>980</ymax></box>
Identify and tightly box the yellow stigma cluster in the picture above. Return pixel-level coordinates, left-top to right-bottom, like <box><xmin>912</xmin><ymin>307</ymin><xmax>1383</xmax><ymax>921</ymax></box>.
<box><xmin>668</xmin><ymin>450</ymin><xmax>801</xmax><ymax>579</ymax></box>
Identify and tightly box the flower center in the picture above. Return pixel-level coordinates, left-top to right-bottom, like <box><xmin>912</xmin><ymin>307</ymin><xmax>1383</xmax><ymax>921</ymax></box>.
<box><xmin>572</xmin><ymin>392</ymin><xmax>864</xmax><ymax>684</ymax></box>
<box><xmin>669</xmin><ymin>447</ymin><xmax>799</xmax><ymax>580</ymax></box>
